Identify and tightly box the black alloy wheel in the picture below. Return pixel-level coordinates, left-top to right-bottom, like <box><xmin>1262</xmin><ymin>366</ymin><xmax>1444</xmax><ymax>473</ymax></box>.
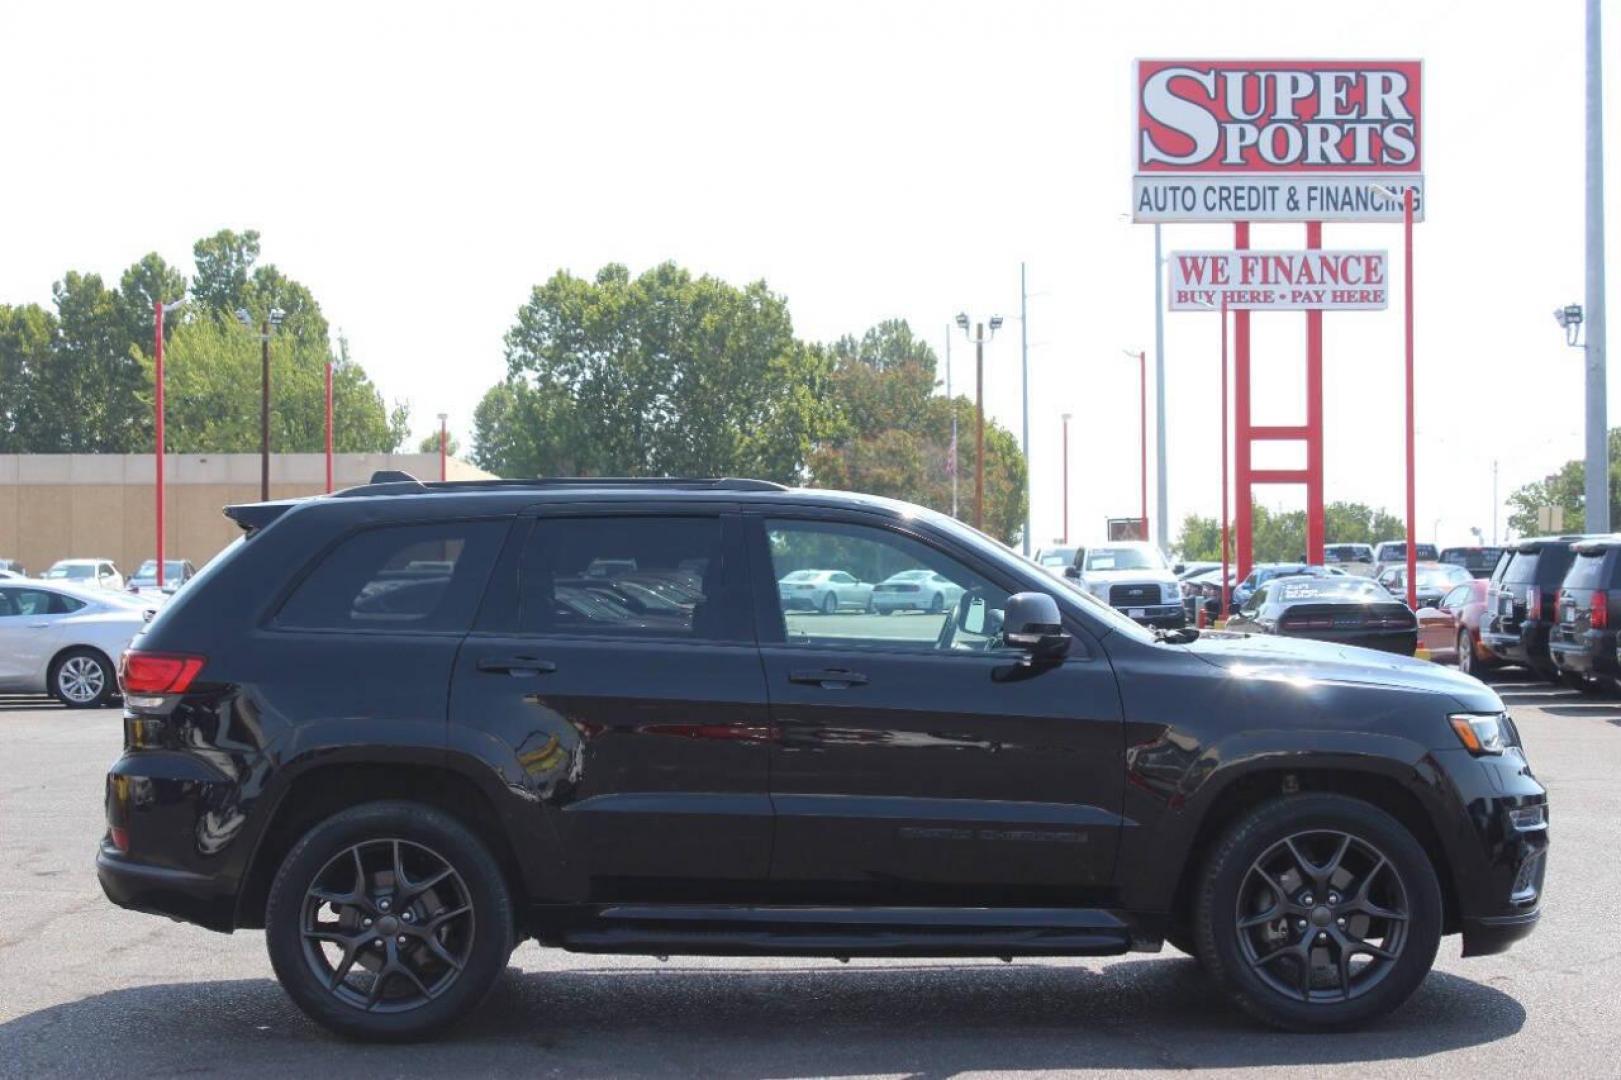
<box><xmin>1195</xmin><ymin>793</ymin><xmax>1441</xmax><ymax>1031</ymax></box>
<box><xmin>266</xmin><ymin>802</ymin><xmax>513</xmax><ymax>1040</ymax></box>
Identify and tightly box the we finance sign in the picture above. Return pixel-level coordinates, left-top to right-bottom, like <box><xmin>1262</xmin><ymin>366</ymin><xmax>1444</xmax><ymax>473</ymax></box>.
<box><xmin>1167</xmin><ymin>250</ymin><xmax>1389</xmax><ymax>311</ymax></box>
<box><xmin>1132</xmin><ymin>60</ymin><xmax>1424</xmax><ymax>223</ymax></box>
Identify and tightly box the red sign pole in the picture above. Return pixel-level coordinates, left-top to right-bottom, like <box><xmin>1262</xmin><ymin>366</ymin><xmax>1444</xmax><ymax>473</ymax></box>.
<box><xmin>153</xmin><ymin>300</ymin><xmax>165</xmax><ymax>590</ymax></box>
<box><xmin>1404</xmin><ymin>188</ymin><xmax>1417</xmax><ymax>610</ymax></box>
<box><xmin>1305</xmin><ymin>221</ymin><xmax>1326</xmax><ymax>566</ymax></box>
<box><xmin>1221</xmin><ymin>294</ymin><xmax>1231</xmax><ymax>621</ymax></box>
<box><xmin>1233</xmin><ymin>223</ymin><xmax>1253</xmax><ymax>582</ymax></box>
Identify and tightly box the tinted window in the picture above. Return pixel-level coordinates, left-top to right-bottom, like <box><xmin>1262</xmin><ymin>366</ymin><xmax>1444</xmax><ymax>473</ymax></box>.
<box><xmin>518</xmin><ymin>516</ymin><xmax>742</xmax><ymax>641</ymax></box>
<box><xmin>1502</xmin><ymin>551</ymin><xmax>1541</xmax><ymax>585</ymax></box>
<box><xmin>766</xmin><ymin>519</ymin><xmax>1011</xmax><ymax>652</ymax></box>
<box><xmin>1441</xmin><ymin>584</ymin><xmax>1472</xmax><ymax>608</ymax></box>
<box><xmin>1564</xmin><ymin>551</ymin><xmax>1611</xmax><ymax>590</ymax></box>
<box><xmin>1535</xmin><ymin>547</ymin><xmax>1576</xmax><ymax>585</ymax></box>
<box><xmin>275</xmin><ymin>520</ymin><xmax>507</xmax><ymax>633</ymax></box>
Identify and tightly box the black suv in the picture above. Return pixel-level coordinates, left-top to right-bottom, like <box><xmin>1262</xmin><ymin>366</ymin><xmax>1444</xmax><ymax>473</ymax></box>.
<box><xmin>1549</xmin><ymin>536</ymin><xmax>1621</xmax><ymax>693</ymax></box>
<box><xmin>1480</xmin><ymin>536</ymin><xmax>1585</xmax><ymax>680</ymax></box>
<box><xmin>99</xmin><ymin>477</ymin><xmax>1547</xmax><ymax>1039</ymax></box>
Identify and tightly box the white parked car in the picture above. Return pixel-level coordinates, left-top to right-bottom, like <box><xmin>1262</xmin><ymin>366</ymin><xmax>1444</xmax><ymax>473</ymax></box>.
<box><xmin>1046</xmin><ymin>542</ymin><xmax>1187</xmax><ymax>629</ymax></box>
<box><xmin>43</xmin><ymin>558</ymin><xmax>124</xmax><ymax>592</ymax></box>
<box><xmin>777</xmin><ymin>569</ymin><xmax>875</xmax><ymax>614</ymax></box>
<box><xmin>871</xmin><ymin>569</ymin><xmax>965</xmax><ymax>614</ymax></box>
<box><xmin>0</xmin><ymin>581</ymin><xmax>153</xmax><ymax>707</ymax></box>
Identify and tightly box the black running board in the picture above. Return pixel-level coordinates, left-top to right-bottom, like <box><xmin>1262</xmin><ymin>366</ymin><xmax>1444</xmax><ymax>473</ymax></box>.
<box><xmin>559</xmin><ymin>905</ymin><xmax>1135</xmax><ymax>958</ymax></box>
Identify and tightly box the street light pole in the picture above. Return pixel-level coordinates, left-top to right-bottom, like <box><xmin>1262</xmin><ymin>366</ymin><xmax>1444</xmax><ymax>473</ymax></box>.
<box><xmin>1019</xmin><ymin>262</ymin><xmax>1030</xmax><ymax>555</ymax></box>
<box><xmin>438</xmin><ymin>413</ymin><xmax>449</xmax><ymax>482</ymax></box>
<box><xmin>236</xmin><ymin>308</ymin><xmax>284</xmax><ymax>503</ymax></box>
<box><xmin>1587</xmin><ymin>0</ymin><xmax>1610</xmax><ymax>532</ymax></box>
<box><xmin>955</xmin><ymin>313</ymin><xmax>1003</xmax><ymax>532</ymax></box>
<box><xmin>946</xmin><ymin>328</ymin><xmax>957</xmax><ymax>519</ymax></box>
<box><xmin>324</xmin><ymin>361</ymin><xmax>334</xmax><ymax>493</ymax></box>
<box><xmin>1061</xmin><ymin>412</ymin><xmax>1072</xmax><ymax>544</ymax></box>
<box><xmin>1121</xmin><ymin>348</ymin><xmax>1149</xmax><ymax>541</ymax></box>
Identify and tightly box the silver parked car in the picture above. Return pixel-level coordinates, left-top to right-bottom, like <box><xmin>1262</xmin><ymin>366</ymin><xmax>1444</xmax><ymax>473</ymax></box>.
<box><xmin>777</xmin><ymin>569</ymin><xmax>875</xmax><ymax>614</ymax></box>
<box><xmin>43</xmin><ymin>558</ymin><xmax>125</xmax><ymax>591</ymax></box>
<box><xmin>871</xmin><ymin>569</ymin><xmax>965</xmax><ymax>614</ymax></box>
<box><xmin>0</xmin><ymin>581</ymin><xmax>154</xmax><ymax>707</ymax></box>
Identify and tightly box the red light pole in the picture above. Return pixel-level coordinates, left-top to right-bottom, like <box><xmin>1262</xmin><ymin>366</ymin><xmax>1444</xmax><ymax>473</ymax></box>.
<box><xmin>1403</xmin><ymin>187</ymin><xmax>1417</xmax><ymax>610</ymax></box>
<box><xmin>324</xmin><ymin>361</ymin><xmax>334</xmax><ymax>493</ymax></box>
<box><xmin>153</xmin><ymin>300</ymin><xmax>166</xmax><ymax>590</ymax></box>
<box><xmin>438</xmin><ymin>412</ymin><xmax>448</xmax><ymax>482</ymax></box>
<box><xmin>1061</xmin><ymin>412</ymin><xmax>1072</xmax><ymax>544</ymax></box>
<box><xmin>1220</xmin><ymin>296</ymin><xmax>1231</xmax><ymax>622</ymax></box>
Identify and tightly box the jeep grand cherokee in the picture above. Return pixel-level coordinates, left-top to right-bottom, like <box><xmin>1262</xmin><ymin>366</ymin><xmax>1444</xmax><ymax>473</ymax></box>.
<box><xmin>99</xmin><ymin>476</ymin><xmax>1547</xmax><ymax>1040</ymax></box>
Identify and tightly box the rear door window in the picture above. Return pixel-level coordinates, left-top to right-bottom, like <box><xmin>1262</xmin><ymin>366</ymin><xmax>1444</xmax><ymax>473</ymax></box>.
<box><xmin>275</xmin><ymin>520</ymin><xmax>508</xmax><ymax>633</ymax></box>
<box><xmin>517</xmin><ymin>515</ymin><xmax>747</xmax><ymax>641</ymax></box>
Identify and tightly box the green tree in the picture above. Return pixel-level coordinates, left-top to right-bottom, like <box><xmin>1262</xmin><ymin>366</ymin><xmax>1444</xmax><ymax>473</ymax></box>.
<box><xmin>28</xmin><ymin>271</ymin><xmax>151</xmax><ymax>451</ymax></box>
<box><xmin>1175</xmin><ymin>500</ymin><xmax>1407</xmax><ymax>564</ymax></box>
<box><xmin>157</xmin><ymin>316</ymin><xmax>405</xmax><ymax>454</ymax></box>
<box><xmin>418</xmin><ymin>429</ymin><xmax>461</xmax><ymax>456</ymax></box>
<box><xmin>497</xmin><ymin>262</ymin><xmax>836</xmax><ymax>481</ymax></box>
<box><xmin>0</xmin><ymin>304</ymin><xmax>58</xmax><ymax>452</ymax></box>
<box><xmin>1505</xmin><ymin>429</ymin><xmax>1621</xmax><ymax>535</ymax></box>
<box><xmin>190</xmin><ymin>229</ymin><xmax>261</xmax><ymax>314</ymax></box>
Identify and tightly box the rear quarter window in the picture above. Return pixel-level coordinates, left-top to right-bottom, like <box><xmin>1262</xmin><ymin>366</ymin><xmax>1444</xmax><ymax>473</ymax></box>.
<box><xmin>273</xmin><ymin>520</ymin><xmax>508</xmax><ymax>633</ymax></box>
<box><xmin>1564</xmin><ymin>551</ymin><xmax>1611</xmax><ymax>590</ymax></box>
<box><xmin>1502</xmin><ymin>552</ymin><xmax>1540</xmax><ymax>585</ymax></box>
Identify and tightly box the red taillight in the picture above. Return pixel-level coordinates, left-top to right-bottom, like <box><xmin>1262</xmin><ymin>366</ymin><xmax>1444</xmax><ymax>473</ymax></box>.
<box><xmin>1594</xmin><ymin>591</ymin><xmax>1609</xmax><ymax>630</ymax></box>
<box><xmin>109</xmin><ymin>826</ymin><xmax>129</xmax><ymax>853</ymax></box>
<box><xmin>118</xmin><ymin>651</ymin><xmax>206</xmax><ymax>695</ymax></box>
<box><xmin>1527</xmin><ymin>590</ymin><xmax>1543</xmax><ymax>621</ymax></box>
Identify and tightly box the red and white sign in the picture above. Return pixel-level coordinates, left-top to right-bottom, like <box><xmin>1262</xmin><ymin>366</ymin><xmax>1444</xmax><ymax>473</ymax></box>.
<box><xmin>1167</xmin><ymin>250</ymin><xmax>1389</xmax><ymax>311</ymax></box>
<box><xmin>1133</xmin><ymin>60</ymin><xmax>1424</xmax><ymax>222</ymax></box>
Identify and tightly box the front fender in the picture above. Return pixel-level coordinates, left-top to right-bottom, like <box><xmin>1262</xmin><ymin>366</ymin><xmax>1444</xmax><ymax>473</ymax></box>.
<box><xmin>1115</xmin><ymin>727</ymin><xmax>1468</xmax><ymax>915</ymax></box>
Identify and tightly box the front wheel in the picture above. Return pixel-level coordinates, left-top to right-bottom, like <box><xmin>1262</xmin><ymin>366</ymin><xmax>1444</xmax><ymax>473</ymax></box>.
<box><xmin>51</xmin><ymin>648</ymin><xmax>115</xmax><ymax>708</ymax></box>
<box><xmin>1456</xmin><ymin>630</ymin><xmax>1476</xmax><ymax>675</ymax></box>
<box><xmin>265</xmin><ymin>801</ymin><xmax>514</xmax><ymax>1041</ymax></box>
<box><xmin>821</xmin><ymin>592</ymin><xmax>838</xmax><ymax>615</ymax></box>
<box><xmin>1193</xmin><ymin>793</ymin><xmax>1442</xmax><ymax>1031</ymax></box>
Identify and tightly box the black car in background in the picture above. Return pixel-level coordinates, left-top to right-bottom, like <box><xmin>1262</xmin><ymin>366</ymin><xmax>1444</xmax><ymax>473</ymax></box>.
<box><xmin>99</xmin><ymin>476</ymin><xmax>1546</xmax><ymax>1039</ymax></box>
<box><xmin>1481</xmin><ymin>536</ymin><xmax>1586</xmax><ymax>679</ymax></box>
<box><xmin>1440</xmin><ymin>546</ymin><xmax>1505</xmax><ymax>580</ymax></box>
<box><xmin>1371</xmin><ymin>541</ymin><xmax>1439</xmax><ymax>572</ymax></box>
<box><xmin>1549</xmin><ymin>536</ymin><xmax>1621</xmax><ymax>693</ymax></box>
<box><xmin>1225</xmin><ymin>575</ymin><xmax>1418</xmax><ymax>655</ymax></box>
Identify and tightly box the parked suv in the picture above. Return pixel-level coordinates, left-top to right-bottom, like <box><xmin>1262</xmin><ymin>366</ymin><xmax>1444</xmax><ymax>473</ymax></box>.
<box><xmin>1481</xmin><ymin>536</ymin><xmax>1586</xmax><ymax>680</ymax></box>
<box><xmin>100</xmin><ymin>476</ymin><xmax>1547</xmax><ymax>1039</ymax></box>
<box><xmin>1549</xmin><ymin>537</ymin><xmax>1621</xmax><ymax>694</ymax></box>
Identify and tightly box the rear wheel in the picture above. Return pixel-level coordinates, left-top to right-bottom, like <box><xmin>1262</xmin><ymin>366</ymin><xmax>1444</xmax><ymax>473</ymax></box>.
<box><xmin>1562</xmin><ymin>671</ymin><xmax>1602</xmax><ymax>695</ymax></box>
<box><xmin>1194</xmin><ymin>793</ymin><xmax>1441</xmax><ymax>1031</ymax></box>
<box><xmin>1455</xmin><ymin>631</ymin><xmax>1475</xmax><ymax>675</ymax></box>
<box><xmin>821</xmin><ymin>592</ymin><xmax>838</xmax><ymax>615</ymax></box>
<box><xmin>265</xmin><ymin>801</ymin><xmax>514</xmax><ymax>1041</ymax></box>
<box><xmin>50</xmin><ymin>648</ymin><xmax>115</xmax><ymax>709</ymax></box>
<box><xmin>929</xmin><ymin>592</ymin><xmax>945</xmax><ymax>614</ymax></box>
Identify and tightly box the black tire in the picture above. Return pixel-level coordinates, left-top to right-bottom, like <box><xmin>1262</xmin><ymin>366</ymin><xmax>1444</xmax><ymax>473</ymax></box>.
<box><xmin>929</xmin><ymin>592</ymin><xmax>945</xmax><ymax>614</ymax></box>
<box><xmin>1455</xmin><ymin>630</ymin><xmax>1475</xmax><ymax>676</ymax></box>
<box><xmin>1533</xmin><ymin>662</ymin><xmax>1561</xmax><ymax>684</ymax></box>
<box><xmin>821</xmin><ymin>592</ymin><xmax>837</xmax><ymax>615</ymax></box>
<box><xmin>265</xmin><ymin>801</ymin><xmax>514</xmax><ymax>1041</ymax></box>
<box><xmin>1193</xmin><ymin>793</ymin><xmax>1442</xmax><ymax>1032</ymax></box>
<box><xmin>1562</xmin><ymin>670</ymin><xmax>1602</xmax><ymax>695</ymax></box>
<box><xmin>49</xmin><ymin>647</ymin><xmax>115</xmax><ymax>709</ymax></box>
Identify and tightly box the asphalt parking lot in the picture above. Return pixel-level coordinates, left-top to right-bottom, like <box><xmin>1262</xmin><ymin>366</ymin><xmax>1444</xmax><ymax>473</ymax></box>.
<box><xmin>1</xmin><ymin>669</ymin><xmax>1616</xmax><ymax>1079</ymax></box>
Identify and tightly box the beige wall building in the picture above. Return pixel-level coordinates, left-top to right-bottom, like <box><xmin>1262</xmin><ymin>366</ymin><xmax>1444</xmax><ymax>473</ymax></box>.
<box><xmin>0</xmin><ymin>453</ymin><xmax>495</xmax><ymax>578</ymax></box>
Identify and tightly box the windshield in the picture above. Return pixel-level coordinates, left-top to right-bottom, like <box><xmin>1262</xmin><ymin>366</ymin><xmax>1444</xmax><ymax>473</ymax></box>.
<box><xmin>780</xmin><ymin>570</ymin><xmax>821</xmax><ymax>582</ymax></box>
<box><xmin>46</xmin><ymin>564</ymin><xmax>95</xmax><ymax>579</ymax></box>
<box><xmin>133</xmin><ymin>560</ymin><xmax>185</xmax><ymax>580</ymax></box>
<box><xmin>1037</xmin><ymin>548</ymin><xmax>1077</xmax><ymax>568</ymax></box>
<box><xmin>1084</xmin><ymin>547</ymin><xmax>1163</xmax><ymax>572</ymax></box>
<box><xmin>1416</xmin><ymin>566</ymin><xmax>1469</xmax><ymax>588</ymax></box>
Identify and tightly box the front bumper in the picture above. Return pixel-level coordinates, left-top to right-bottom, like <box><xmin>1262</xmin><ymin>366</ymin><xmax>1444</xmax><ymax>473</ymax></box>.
<box><xmin>1430</xmin><ymin>745</ymin><xmax>1547</xmax><ymax>956</ymax></box>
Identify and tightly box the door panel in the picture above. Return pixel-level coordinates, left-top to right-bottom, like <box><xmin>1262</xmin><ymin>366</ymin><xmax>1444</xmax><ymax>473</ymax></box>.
<box><xmin>449</xmin><ymin>510</ymin><xmax>773</xmax><ymax>899</ymax></box>
<box><xmin>0</xmin><ymin>587</ymin><xmax>71</xmax><ymax>685</ymax></box>
<box><xmin>751</xmin><ymin>515</ymin><xmax>1125</xmax><ymax>904</ymax></box>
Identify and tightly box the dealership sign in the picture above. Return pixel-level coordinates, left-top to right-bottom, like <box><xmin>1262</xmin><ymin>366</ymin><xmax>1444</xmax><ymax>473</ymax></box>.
<box><xmin>1167</xmin><ymin>250</ymin><xmax>1389</xmax><ymax>311</ymax></box>
<box><xmin>1133</xmin><ymin>60</ymin><xmax>1423</xmax><ymax>222</ymax></box>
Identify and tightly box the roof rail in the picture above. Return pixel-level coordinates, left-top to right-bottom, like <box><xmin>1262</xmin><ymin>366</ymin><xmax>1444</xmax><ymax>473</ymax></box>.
<box><xmin>333</xmin><ymin>475</ymin><xmax>789</xmax><ymax>499</ymax></box>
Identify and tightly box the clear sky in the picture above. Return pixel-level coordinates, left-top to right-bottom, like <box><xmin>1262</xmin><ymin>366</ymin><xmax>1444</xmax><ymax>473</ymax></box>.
<box><xmin>0</xmin><ymin>0</ymin><xmax>1609</xmax><ymax>549</ymax></box>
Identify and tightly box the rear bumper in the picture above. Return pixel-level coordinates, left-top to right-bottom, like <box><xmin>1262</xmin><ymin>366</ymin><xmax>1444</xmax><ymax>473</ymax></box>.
<box><xmin>96</xmin><ymin>844</ymin><xmax>235</xmax><ymax>932</ymax></box>
<box><xmin>1481</xmin><ymin>618</ymin><xmax>1552</xmax><ymax>667</ymax></box>
<box><xmin>1279</xmin><ymin>628</ymin><xmax>1416</xmax><ymax>655</ymax></box>
<box><xmin>1549</xmin><ymin>628</ymin><xmax>1620</xmax><ymax>678</ymax></box>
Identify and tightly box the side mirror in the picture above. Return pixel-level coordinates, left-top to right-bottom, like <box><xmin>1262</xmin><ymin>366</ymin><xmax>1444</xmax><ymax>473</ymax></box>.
<box><xmin>1063</xmin><ymin>565</ymin><xmax>1081</xmax><ymax>579</ymax></box>
<box><xmin>1173</xmin><ymin>563</ymin><xmax>1186</xmax><ymax>575</ymax></box>
<box><xmin>1002</xmin><ymin>592</ymin><xmax>1071</xmax><ymax>661</ymax></box>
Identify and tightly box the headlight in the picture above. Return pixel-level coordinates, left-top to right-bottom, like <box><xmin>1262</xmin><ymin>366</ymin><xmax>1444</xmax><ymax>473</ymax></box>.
<box><xmin>1163</xmin><ymin>583</ymin><xmax>1180</xmax><ymax>603</ymax></box>
<box><xmin>1449</xmin><ymin>712</ymin><xmax>1509</xmax><ymax>755</ymax></box>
